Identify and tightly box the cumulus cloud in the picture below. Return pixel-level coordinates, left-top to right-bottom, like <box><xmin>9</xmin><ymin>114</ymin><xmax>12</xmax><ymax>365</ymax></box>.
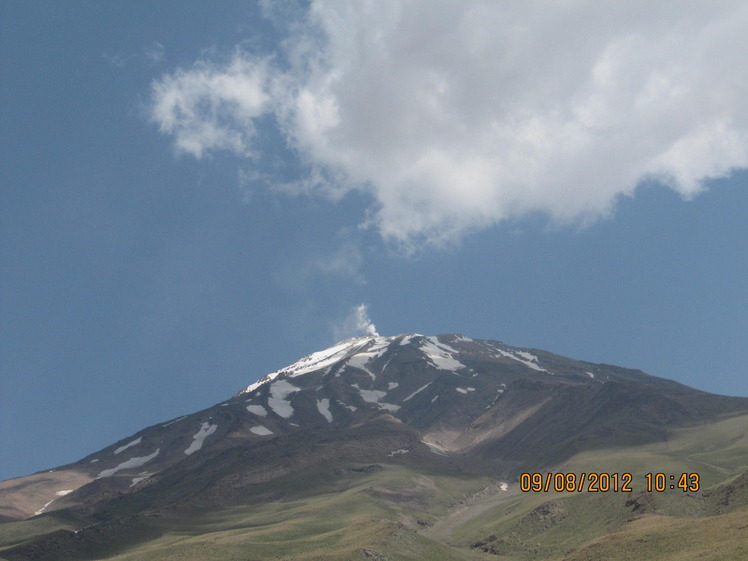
<box><xmin>333</xmin><ymin>304</ymin><xmax>379</xmax><ymax>341</ymax></box>
<box><xmin>150</xmin><ymin>54</ymin><xmax>271</xmax><ymax>158</ymax></box>
<box><xmin>150</xmin><ymin>0</ymin><xmax>748</xmax><ymax>248</ymax></box>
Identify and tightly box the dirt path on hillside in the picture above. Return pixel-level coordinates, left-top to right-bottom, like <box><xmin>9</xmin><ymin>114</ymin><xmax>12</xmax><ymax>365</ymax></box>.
<box><xmin>682</xmin><ymin>455</ymin><xmax>733</xmax><ymax>475</ymax></box>
<box><xmin>422</xmin><ymin>480</ymin><xmax>519</xmax><ymax>544</ymax></box>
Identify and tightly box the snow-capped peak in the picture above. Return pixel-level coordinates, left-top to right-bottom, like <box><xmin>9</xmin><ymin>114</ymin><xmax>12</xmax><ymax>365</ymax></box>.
<box><xmin>236</xmin><ymin>333</ymin><xmax>559</xmax><ymax>398</ymax></box>
<box><xmin>238</xmin><ymin>335</ymin><xmax>399</xmax><ymax>395</ymax></box>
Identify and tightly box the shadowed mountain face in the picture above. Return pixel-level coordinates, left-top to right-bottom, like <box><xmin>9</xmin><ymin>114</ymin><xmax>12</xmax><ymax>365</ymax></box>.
<box><xmin>2</xmin><ymin>334</ymin><xmax>748</xmax><ymax>560</ymax></box>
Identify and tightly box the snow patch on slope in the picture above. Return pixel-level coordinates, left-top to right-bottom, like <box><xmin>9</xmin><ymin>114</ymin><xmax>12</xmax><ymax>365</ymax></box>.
<box><xmin>378</xmin><ymin>403</ymin><xmax>400</xmax><ymax>412</ymax></box>
<box><xmin>357</xmin><ymin>386</ymin><xmax>387</xmax><ymax>403</ymax></box>
<box><xmin>317</xmin><ymin>398</ymin><xmax>333</xmax><ymax>422</ymax></box>
<box><xmin>98</xmin><ymin>449</ymin><xmax>160</xmax><ymax>478</ymax></box>
<box><xmin>114</xmin><ymin>437</ymin><xmax>142</xmax><ymax>455</ymax></box>
<box><xmin>267</xmin><ymin>379</ymin><xmax>298</xmax><ymax>418</ymax></box>
<box><xmin>184</xmin><ymin>422</ymin><xmax>218</xmax><ymax>455</ymax></box>
<box><xmin>342</xmin><ymin>337</ymin><xmax>393</xmax><ymax>379</ymax></box>
<box><xmin>452</xmin><ymin>335</ymin><xmax>474</xmax><ymax>343</ymax></box>
<box><xmin>246</xmin><ymin>404</ymin><xmax>268</xmax><ymax>416</ymax></box>
<box><xmin>490</xmin><ymin>344</ymin><xmax>548</xmax><ymax>372</ymax></box>
<box><xmin>353</xmin><ymin>384</ymin><xmax>401</xmax><ymax>412</ymax></box>
<box><xmin>399</xmin><ymin>334</ymin><xmax>423</xmax><ymax>346</ymax></box>
<box><xmin>403</xmin><ymin>383</ymin><xmax>431</xmax><ymax>401</ymax></box>
<box><xmin>250</xmin><ymin>425</ymin><xmax>273</xmax><ymax>436</ymax></box>
<box><xmin>34</xmin><ymin>499</ymin><xmax>55</xmax><ymax>516</ymax></box>
<box><xmin>420</xmin><ymin>337</ymin><xmax>465</xmax><ymax>371</ymax></box>
<box><xmin>347</xmin><ymin>353</ymin><xmax>377</xmax><ymax>379</ymax></box>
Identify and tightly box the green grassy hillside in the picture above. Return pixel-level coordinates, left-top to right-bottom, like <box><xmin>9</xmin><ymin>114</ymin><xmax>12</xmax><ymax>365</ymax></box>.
<box><xmin>453</xmin><ymin>413</ymin><xmax>748</xmax><ymax>561</ymax></box>
<box><xmin>2</xmin><ymin>414</ymin><xmax>748</xmax><ymax>561</ymax></box>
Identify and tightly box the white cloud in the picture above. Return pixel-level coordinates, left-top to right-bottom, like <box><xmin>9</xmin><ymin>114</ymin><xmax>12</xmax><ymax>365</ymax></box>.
<box><xmin>150</xmin><ymin>54</ymin><xmax>271</xmax><ymax>158</ymax></box>
<box><xmin>333</xmin><ymin>304</ymin><xmax>379</xmax><ymax>341</ymax></box>
<box><xmin>150</xmin><ymin>0</ymin><xmax>748</xmax><ymax>249</ymax></box>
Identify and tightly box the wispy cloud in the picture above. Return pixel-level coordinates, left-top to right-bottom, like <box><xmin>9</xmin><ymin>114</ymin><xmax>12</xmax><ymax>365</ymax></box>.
<box><xmin>312</xmin><ymin>239</ymin><xmax>364</xmax><ymax>282</ymax></box>
<box><xmin>332</xmin><ymin>304</ymin><xmax>379</xmax><ymax>341</ymax></box>
<box><xmin>144</xmin><ymin>41</ymin><xmax>165</xmax><ymax>65</ymax></box>
<box><xmin>103</xmin><ymin>42</ymin><xmax>165</xmax><ymax>69</ymax></box>
<box><xmin>102</xmin><ymin>51</ymin><xmax>128</xmax><ymax>68</ymax></box>
<box><xmin>149</xmin><ymin>1</ymin><xmax>748</xmax><ymax>250</ymax></box>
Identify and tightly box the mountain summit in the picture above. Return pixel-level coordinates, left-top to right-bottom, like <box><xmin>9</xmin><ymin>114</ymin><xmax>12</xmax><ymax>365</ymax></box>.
<box><xmin>2</xmin><ymin>334</ymin><xmax>748</xmax><ymax>561</ymax></box>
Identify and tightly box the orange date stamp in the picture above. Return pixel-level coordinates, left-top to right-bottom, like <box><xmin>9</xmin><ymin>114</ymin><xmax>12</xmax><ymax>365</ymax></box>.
<box><xmin>519</xmin><ymin>472</ymin><xmax>700</xmax><ymax>493</ymax></box>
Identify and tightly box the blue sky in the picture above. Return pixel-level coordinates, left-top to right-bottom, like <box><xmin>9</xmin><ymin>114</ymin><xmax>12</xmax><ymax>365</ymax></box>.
<box><xmin>1</xmin><ymin>1</ymin><xmax>747</xmax><ymax>481</ymax></box>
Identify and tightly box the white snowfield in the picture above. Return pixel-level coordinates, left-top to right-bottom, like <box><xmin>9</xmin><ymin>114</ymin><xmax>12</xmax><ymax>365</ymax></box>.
<box><xmin>240</xmin><ymin>337</ymin><xmax>374</xmax><ymax>394</ymax></box>
<box><xmin>453</xmin><ymin>335</ymin><xmax>474</xmax><ymax>343</ymax></box>
<box><xmin>247</xmin><ymin>404</ymin><xmax>268</xmax><ymax>416</ymax></box>
<box><xmin>239</xmin><ymin>334</ymin><xmax>417</xmax><ymax>395</ymax></box>
<box><xmin>489</xmin><ymin>343</ymin><xmax>548</xmax><ymax>372</ymax></box>
<box><xmin>98</xmin><ymin>449</ymin><xmax>160</xmax><ymax>478</ymax></box>
<box><xmin>347</xmin><ymin>337</ymin><xmax>391</xmax><ymax>378</ymax></box>
<box><xmin>34</xmin><ymin>499</ymin><xmax>56</xmax><ymax>516</ymax></box>
<box><xmin>420</xmin><ymin>337</ymin><xmax>465</xmax><ymax>371</ymax></box>
<box><xmin>353</xmin><ymin>383</ymin><xmax>401</xmax><ymax>412</ymax></box>
<box><xmin>404</xmin><ymin>383</ymin><xmax>431</xmax><ymax>401</ymax></box>
<box><xmin>250</xmin><ymin>425</ymin><xmax>273</xmax><ymax>436</ymax></box>
<box><xmin>354</xmin><ymin>385</ymin><xmax>386</xmax><ymax>403</ymax></box>
<box><xmin>114</xmin><ymin>437</ymin><xmax>142</xmax><ymax>455</ymax></box>
<box><xmin>378</xmin><ymin>403</ymin><xmax>400</xmax><ymax>413</ymax></box>
<box><xmin>267</xmin><ymin>379</ymin><xmax>298</xmax><ymax>418</ymax></box>
<box><xmin>37</xmin><ymin>488</ymin><xmax>76</xmax><ymax>512</ymax></box>
<box><xmin>456</xmin><ymin>387</ymin><xmax>476</xmax><ymax>394</ymax></box>
<box><xmin>399</xmin><ymin>334</ymin><xmax>423</xmax><ymax>346</ymax></box>
<box><xmin>346</xmin><ymin>353</ymin><xmax>378</xmax><ymax>379</ymax></box>
<box><xmin>184</xmin><ymin>422</ymin><xmax>218</xmax><ymax>455</ymax></box>
<box><xmin>316</xmin><ymin>398</ymin><xmax>333</xmax><ymax>422</ymax></box>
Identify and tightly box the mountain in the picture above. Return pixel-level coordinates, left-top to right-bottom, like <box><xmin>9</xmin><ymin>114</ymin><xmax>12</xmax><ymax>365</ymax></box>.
<box><xmin>2</xmin><ymin>333</ymin><xmax>748</xmax><ymax>561</ymax></box>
